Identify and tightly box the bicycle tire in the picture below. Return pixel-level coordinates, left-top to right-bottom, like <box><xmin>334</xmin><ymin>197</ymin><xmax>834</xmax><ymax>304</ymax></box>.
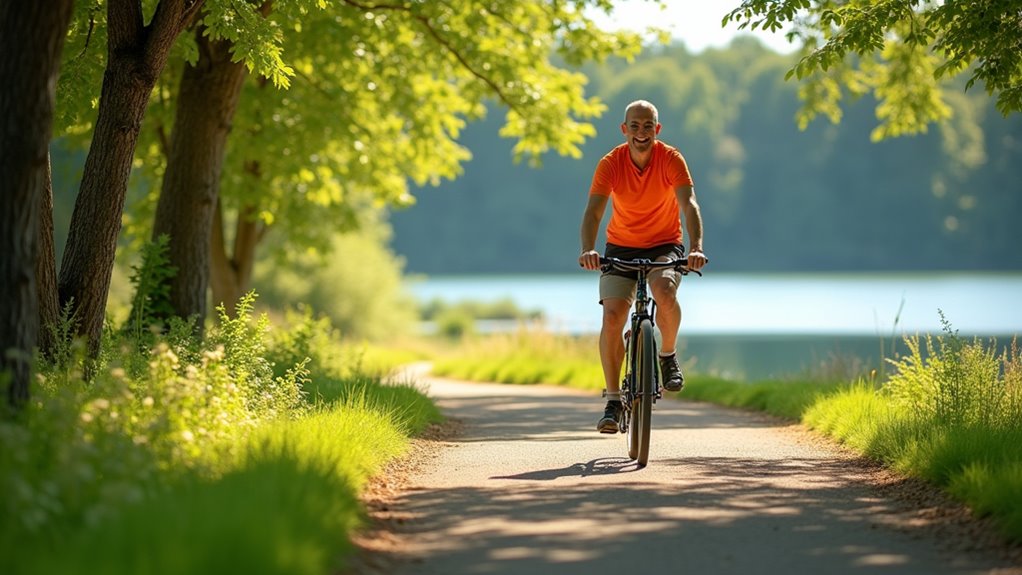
<box><xmin>634</xmin><ymin>319</ymin><xmax>655</xmax><ymax>466</ymax></box>
<box><xmin>626</xmin><ymin>330</ymin><xmax>639</xmax><ymax>459</ymax></box>
<box><xmin>627</xmin><ymin>395</ymin><xmax>640</xmax><ymax>460</ymax></box>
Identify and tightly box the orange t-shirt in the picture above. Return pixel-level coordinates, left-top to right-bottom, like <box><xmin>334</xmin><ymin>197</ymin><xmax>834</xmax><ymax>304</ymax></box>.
<box><xmin>589</xmin><ymin>141</ymin><xmax>693</xmax><ymax>248</ymax></box>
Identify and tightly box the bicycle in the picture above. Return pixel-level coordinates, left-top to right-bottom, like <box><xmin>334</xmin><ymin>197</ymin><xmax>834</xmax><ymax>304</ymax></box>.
<box><xmin>599</xmin><ymin>256</ymin><xmax>703</xmax><ymax>467</ymax></box>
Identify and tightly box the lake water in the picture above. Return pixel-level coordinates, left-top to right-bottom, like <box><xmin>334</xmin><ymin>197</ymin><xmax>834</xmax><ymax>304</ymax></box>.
<box><xmin>408</xmin><ymin>272</ymin><xmax>1022</xmax><ymax>380</ymax></box>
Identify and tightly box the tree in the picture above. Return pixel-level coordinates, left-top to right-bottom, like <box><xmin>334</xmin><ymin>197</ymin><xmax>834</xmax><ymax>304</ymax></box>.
<box><xmin>724</xmin><ymin>0</ymin><xmax>1022</xmax><ymax>140</ymax></box>
<box><xmin>57</xmin><ymin>0</ymin><xmax>205</xmax><ymax>358</ymax></box>
<box><xmin>54</xmin><ymin>0</ymin><xmax>295</xmax><ymax>354</ymax></box>
<box><xmin>36</xmin><ymin>159</ymin><xmax>61</xmax><ymax>359</ymax></box>
<box><xmin>142</xmin><ymin>0</ymin><xmax>650</xmax><ymax>321</ymax></box>
<box><xmin>0</xmin><ymin>0</ymin><xmax>75</xmax><ymax>409</ymax></box>
<box><xmin>147</xmin><ymin>22</ymin><xmax>250</xmax><ymax>330</ymax></box>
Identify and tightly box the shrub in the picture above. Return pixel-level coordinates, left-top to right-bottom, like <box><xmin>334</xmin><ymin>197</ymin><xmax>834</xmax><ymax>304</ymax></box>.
<box><xmin>255</xmin><ymin>225</ymin><xmax>419</xmax><ymax>341</ymax></box>
<box><xmin>884</xmin><ymin>314</ymin><xmax>1019</xmax><ymax>429</ymax></box>
<box><xmin>209</xmin><ymin>292</ymin><xmax>308</xmax><ymax>420</ymax></box>
<box><xmin>434</xmin><ymin>307</ymin><xmax>477</xmax><ymax>340</ymax></box>
<box><xmin>123</xmin><ymin>234</ymin><xmax>178</xmax><ymax>345</ymax></box>
<box><xmin>3</xmin><ymin>293</ymin><xmax>438</xmax><ymax>574</ymax></box>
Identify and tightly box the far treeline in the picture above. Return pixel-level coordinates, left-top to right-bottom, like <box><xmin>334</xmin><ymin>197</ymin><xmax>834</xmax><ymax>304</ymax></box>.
<box><xmin>391</xmin><ymin>38</ymin><xmax>1022</xmax><ymax>274</ymax></box>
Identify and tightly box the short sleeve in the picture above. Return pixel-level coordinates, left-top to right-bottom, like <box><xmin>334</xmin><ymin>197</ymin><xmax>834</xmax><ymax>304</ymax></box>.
<box><xmin>665</xmin><ymin>147</ymin><xmax>694</xmax><ymax>187</ymax></box>
<box><xmin>589</xmin><ymin>155</ymin><xmax>615</xmax><ymax>196</ymax></box>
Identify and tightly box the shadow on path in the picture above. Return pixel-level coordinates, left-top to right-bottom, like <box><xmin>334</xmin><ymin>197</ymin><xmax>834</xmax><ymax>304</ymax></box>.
<box><xmin>387</xmin><ymin>454</ymin><xmax>1014</xmax><ymax>575</ymax></box>
<box><xmin>491</xmin><ymin>457</ymin><xmax>641</xmax><ymax>480</ymax></box>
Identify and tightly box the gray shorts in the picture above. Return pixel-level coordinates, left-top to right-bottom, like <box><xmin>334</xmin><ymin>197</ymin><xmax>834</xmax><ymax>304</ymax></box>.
<box><xmin>599</xmin><ymin>243</ymin><xmax>685</xmax><ymax>305</ymax></box>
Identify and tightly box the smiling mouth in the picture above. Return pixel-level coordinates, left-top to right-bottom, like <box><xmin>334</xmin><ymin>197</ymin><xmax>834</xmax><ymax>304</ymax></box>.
<box><xmin>633</xmin><ymin>137</ymin><xmax>652</xmax><ymax>145</ymax></box>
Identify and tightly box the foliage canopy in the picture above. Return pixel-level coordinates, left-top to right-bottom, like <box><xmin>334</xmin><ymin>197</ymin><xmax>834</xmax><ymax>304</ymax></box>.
<box><xmin>57</xmin><ymin>0</ymin><xmax>651</xmax><ymax>259</ymax></box>
<box><xmin>724</xmin><ymin>0</ymin><xmax>1022</xmax><ymax>140</ymax></box>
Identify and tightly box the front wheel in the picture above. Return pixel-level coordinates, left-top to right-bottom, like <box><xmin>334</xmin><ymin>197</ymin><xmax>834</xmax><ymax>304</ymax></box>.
<box><xmin>632</xmin><ymin>319</ymin><xmax>655</xmax><ymax>466</ymax></box>
<box><xmin>627</xmin><ymin>396</ymin><xmax>640</xmax><ymax>460</ymax></box>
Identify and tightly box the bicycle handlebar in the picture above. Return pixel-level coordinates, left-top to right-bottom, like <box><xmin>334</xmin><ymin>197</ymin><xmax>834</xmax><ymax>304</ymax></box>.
<box><xmin>599</xmin><ymin>256</ymin><xmax>706</xmax><ymax>276</ymax></box>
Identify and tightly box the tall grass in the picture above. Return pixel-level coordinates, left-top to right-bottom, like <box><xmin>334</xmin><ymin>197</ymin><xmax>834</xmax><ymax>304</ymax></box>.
<box><xmin>803</xmin><ymin>322</ymin><xmax>1022</xmax><ymax>540</ymax></box>
<box><xmin>1</xmin><ymin>296</ymin><xmax>440</xmax><ymax>575</ymax></box>
<box><xmin>683</xmin><ymin>377</ymin><xmax>842</xmax><ymax>421</ymax></box>
<box><xmin>432</xmin><ymin>328</ymin><xmax>605</xmax><ymax>390</ymax></box>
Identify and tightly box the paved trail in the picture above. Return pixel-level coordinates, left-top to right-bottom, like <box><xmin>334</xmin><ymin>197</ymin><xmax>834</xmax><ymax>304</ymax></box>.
<box><xmin>369</xmin><ymin>370</ymin><xmax>1020</xmax><ymax>575</ymax></box>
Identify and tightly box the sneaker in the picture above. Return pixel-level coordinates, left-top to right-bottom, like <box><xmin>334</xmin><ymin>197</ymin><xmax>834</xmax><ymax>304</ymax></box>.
<box><xmin>660</xmin><ymin>353</ymin><xmax>685</xmax><ymax>392</ymax></box>
<box><xmin>597</xmin><ymin>400</ymin><xmax>623</xmax><ymax>434</ymax></box>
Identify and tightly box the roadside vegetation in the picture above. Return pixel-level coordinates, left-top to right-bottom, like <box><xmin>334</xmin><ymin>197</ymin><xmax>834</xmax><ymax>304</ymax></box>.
<box><xmin>419</xmin><ymin>297</ymin><xmax>545</xmax><ymax>341</ymax></box>
<box><xmin>431</xmin><ymin>318</ymin><xmax>1022</xmax><ymax>543</ymax></box>
<box><xmin>1</xmin><ymin>293</ymin><xmax>439</xmax><ymax>575</ymax></box>
<box><xmin>433</xmin><ymin>327</ymin><xmax>601</xmax><ymax>387</ymax></box>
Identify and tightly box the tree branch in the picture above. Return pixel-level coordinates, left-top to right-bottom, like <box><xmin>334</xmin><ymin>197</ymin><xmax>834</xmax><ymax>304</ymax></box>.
<box><xmin>291</xmin><ymin>66</ymin><xmax>373</xmax><ymax>135</ymax></box>
<box><xmin>144</xmin><ymin>0</ymin><xmax>207</xmax><ymax>72</ymax></box>
<box><xmin>75</xmin><ymin>8</ymin><xmax>99</xmax><ymax>59</ymax></box>
<box><xmin>338</xmin><ymin>0</ymin><xmax>521</xmax><ymax>112</ymax></box>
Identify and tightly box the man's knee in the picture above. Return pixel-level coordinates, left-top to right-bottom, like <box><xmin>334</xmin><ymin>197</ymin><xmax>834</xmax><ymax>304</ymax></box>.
<box><xmin>651</xmin><ymin>278</ymin><xmax>678</xmax><ymax>306</ymax></box>
<box><xmin>601</xmin><ymin>298</ymin><xmax>630</xmax><ymax>328</ymax></box>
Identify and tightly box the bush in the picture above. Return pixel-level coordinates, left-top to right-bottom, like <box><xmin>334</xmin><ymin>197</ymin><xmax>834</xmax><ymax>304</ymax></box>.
<box><xmin>433</xmin><ymin>307</ymin><xmax>477</xmax><ymax>340</ymax></box>
<box><xmin>419</xmin><ymin>297</ymin><xmax>543</xmax><ymax>322</ymax></box>
<box><xmin>804</xmin><ymin>315</ymin><xmax>1022</xmax><ymax>541</ymax></box>
<box><xmin>255</xmin><ymin>225</ymin><xmax>418</xmax><ymax>341</ymax></box>
<box><xmin>884</xmin><ymin>314</ymin><xmax>1021</xmax><ymax>429</ymax></box>
<box><xmin>2</xmin><ymin>293</ymin><xmax>440</xmax><ymax>575</ymax></box>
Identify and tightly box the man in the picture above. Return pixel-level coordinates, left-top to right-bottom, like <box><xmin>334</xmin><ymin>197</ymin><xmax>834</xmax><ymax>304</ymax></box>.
<box><xmin>578</xmin><ymin>100</ymin><xmax>707</xmax><ymax>433</ymax></box>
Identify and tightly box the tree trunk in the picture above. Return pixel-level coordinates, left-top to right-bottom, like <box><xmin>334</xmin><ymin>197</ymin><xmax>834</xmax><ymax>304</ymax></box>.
<box><xmin>58</xmin><ymin>54</ymin><xmax>161</xmax><ymax>357</ymax></box>
<box><xmin>210</xmin><ymin>200</ymin><xmax>264</xmax><ymax>317</ymax></box>
<box><xmin>37</xmin><ymin>154</ymin><xmax>60</xmax><ymax>359</ymax></box>
<box><xmin>148</xmin><ymin>26</ymin><xmax>247</xmax><ymax>333</ymax></box>
<box><xmin>0</xmin><ymin>0</ymin><xmax>74</xmax><ymax>410</ymax></box>
<box><xmin>57</xmin><ymin>0</ymin><xmax>203</xmax><ymax>357</ymax></box>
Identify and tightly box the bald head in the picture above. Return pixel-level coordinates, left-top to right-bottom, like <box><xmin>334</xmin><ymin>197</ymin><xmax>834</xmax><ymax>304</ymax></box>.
<box><xmin>624</xmin><ymin>100</ymin><xmax>659</xmax><ymax>124</ymax></box>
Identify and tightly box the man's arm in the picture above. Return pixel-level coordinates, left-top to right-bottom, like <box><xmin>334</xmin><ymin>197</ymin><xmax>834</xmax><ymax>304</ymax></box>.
<box><xmin>676</xmin><ymin>185</ymin><xmax>707</xmax><ymax>270</ymax></box>
<box><xmin>579</xmin><ymin>194</ymin><xmax>608</xmax><ymax>270</ymax></box>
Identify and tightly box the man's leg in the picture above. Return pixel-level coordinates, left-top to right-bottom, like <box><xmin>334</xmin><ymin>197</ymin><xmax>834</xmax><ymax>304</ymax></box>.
<box><xmin>651</xmin><ymin>267</ymin><xmax>684</xmax><ymax>391</ymax></box>
<box><xmin>597</xmin><ymin>297</ymin><xmax>629</xmax><ymax>433</ymax></box>
<box><xmin>651</xmin><ymin>276</ymin><xmax>681</xmax><ymax>351</ymax></box>
<box><xmin>599</xmin><ymin>297</ymin><xmax>630</xmax><ymax>393</ymax></box>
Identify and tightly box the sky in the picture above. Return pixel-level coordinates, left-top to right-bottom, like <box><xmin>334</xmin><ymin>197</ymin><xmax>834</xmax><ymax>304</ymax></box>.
<box><xmin>587</xmin><ymin>0</ymin><xmax>797</xmax><ymax>54</ymax></box>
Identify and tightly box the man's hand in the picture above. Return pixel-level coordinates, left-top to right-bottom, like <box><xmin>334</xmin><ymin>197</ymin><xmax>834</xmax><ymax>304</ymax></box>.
<box><xmin>687</xmin><ymin>249</ymin><xmax>708</xmax><ymax>271</ymax></box>
<box><xmin>579</xmin><ymin>250</ymin><xmax>601</xmax><ymax>271</ymax></box>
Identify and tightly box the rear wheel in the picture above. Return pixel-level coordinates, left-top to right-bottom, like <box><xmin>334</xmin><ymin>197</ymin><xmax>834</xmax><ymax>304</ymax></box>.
<box><xmin>633</xmin><ymin>319</ymin><xmax>655</xmax><ymax>466</ymax></box>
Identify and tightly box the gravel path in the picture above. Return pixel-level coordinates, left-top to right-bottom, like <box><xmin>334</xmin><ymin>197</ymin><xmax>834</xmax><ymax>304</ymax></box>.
<box><xmin>348</xmin><ymin>368</ymin><xmax>1022</xmax><ymax>575</ymax></box>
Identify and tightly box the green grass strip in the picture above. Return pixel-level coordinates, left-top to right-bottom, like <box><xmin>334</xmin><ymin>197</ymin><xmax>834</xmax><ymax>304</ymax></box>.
<box><xmin>11</xmin><ymin>382</ymin><xmax>441</xmax><ymax>575</ymax></box>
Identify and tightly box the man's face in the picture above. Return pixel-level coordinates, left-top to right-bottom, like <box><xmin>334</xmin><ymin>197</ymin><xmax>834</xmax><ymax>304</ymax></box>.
<box><xmin>621</xmin><ymin>106</ymin><xmax>660</xmax><ymax>153</ymax></box>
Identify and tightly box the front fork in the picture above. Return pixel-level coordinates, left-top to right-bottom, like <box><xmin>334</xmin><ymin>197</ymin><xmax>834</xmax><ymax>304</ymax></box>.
<box><xmin>618</xmin><ymin>325</ymin><xmax>662</xmax><ymax>433</ymax></box>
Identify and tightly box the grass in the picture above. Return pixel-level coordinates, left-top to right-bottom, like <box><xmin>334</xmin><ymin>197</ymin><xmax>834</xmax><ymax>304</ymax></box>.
<box><xmin>431</xmin><ymin>326</ymin><xmax>1022</xmax><ymax>543</ymax></box>
<box><xmin>1</xmin><ymin>300</ymin><xmax>441</xmax><ymax>575</ymax></box>
<box><xmin>432</xmin><ymin>328</ymin><xmax>604</xmax><ymax>390</ymax></box>
<box><xmin>684</xmin><ymin>376</ymin><xmax>842</xmax><ymax>421</ymax></box>
<box><xmin>19</xmin><ymin>392</ymin><xmax>422</xmax><ymax>575</ymax></box>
